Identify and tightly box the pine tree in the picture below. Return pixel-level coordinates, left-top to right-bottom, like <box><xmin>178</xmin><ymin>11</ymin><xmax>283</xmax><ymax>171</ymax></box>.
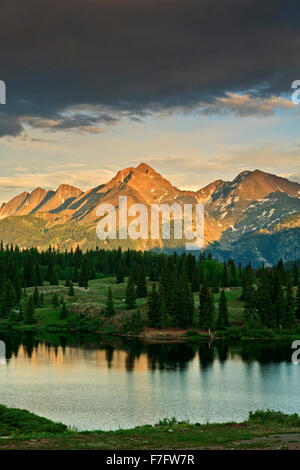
<box><xmin>116</xmin><ymin>261</ymin><xmax>125</xmax><ymax>284</ymax></box>
<box><xmin>199</xmin><ymin>284</ymin><xmax>214</xmax><ymax>331</ymax></box>
<box><xmin>222</xmin><ymin>263</ymin><xmax>229</xmax><ymax>287</ymax></box>
<box><xmin>60</xmin><ymin>302</ymin><xmax>68</xmax><ymax>320</ymax></box>
<box><xmin>293</xmin><ymin>261</ymin><xmax>299</xmax><ymax>286</ymax></box>
<box><xmin>104</xmin><ymin>287</ymin><xmax>115</xmax><ymax>317</ymax></box>
<box><xmin>256</xmin><ymin>273</ymin><xmax>274</xmax><ymax>328</ymax></box>
<box><xmin>130</xmin><ymin>309</ymin><xmax>143</xmax><ymax>334</ymax></box>
<box><xmin>216</xmin><ymin>289</ymin><xmax>229</xmax><ymax>329</ymax></box>
<box><xmin>52</xmin><ymin>293</ymin><xmax>59</xmax><ymax>307</ymax></box>
<box><xmin>79</xmin><ymin>258</ymin><xmax>89</xmax><ymax>289</ymax></box>
<box><xmin>272</xmin><ymin>273</ymin><xmax>285</xmax><ymax>328</ymax></box>
<box><xmin>25</xmin><ymin>296</ymin><xmax>36</xmax><ymax>324</ymax></box>
<box><xmin>4</xmin><ymin>280</ymin><xmax>16</xmax><ymax>313</ymax></box>
<box><xmin>243</xmin><ymin>284</ymin><xmax>257</xmax><ymax>327</ymax></box>
<box><xmin>39</xmin><ymin>292</ymin><xmax>44</xmax><ymax>306</ymax></box>
<box><xmin>283</xmin><ymin>281</ymin><xmax>296</xmax><ymax>329</ymax></box>
<box><xmin>191</xmin><ymin>266</ymin><xmax>200</xmax><ymax>292</ymax></box>
<box><xmin>148</xmin><ymin>284</ymin><xmax>160</xmax><ymax>327</ymax></box>
<box><xmin>68</xmin><ymin>282</ymin><xmax>75</xmax><ymax>296</ymax></box>
<box><xmin>33</xmin><ymin>286</ymin><xmax>39</xmax><ymax>306</ymax></box>
<box><xmin>0</xmin><ymin>290</ymin><xmax>8</xmax><ymax>318</ymax></box>
<box><xmin>126</xmin><ymin>276</ymin><xmax>136</xmax><ymax>309</ymax></box>
<box><xmin>136</xmin><ymin>265</ymin><xmax>147</xmax><ymax>297</ymax></box>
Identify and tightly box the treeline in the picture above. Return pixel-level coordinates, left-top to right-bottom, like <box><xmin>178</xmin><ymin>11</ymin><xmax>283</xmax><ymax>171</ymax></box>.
<box><xmin>0</xmin><ymin>242</ymin><xmax>299</xmax><ymax>332</ymax></box>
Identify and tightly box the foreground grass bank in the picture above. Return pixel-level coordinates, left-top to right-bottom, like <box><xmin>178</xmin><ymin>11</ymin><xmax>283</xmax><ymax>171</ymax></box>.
<box><xmin>1</xmin><ymin>406</ymin><xmax>300</xmax><ymax>450</ymax></box>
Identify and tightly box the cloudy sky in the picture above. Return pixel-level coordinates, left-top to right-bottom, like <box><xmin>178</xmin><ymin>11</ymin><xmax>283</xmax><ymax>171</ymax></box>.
<box><xmin>0</xmin><ymin>0</ymin><xmax>300</xmax><ymax>203</ymax></box>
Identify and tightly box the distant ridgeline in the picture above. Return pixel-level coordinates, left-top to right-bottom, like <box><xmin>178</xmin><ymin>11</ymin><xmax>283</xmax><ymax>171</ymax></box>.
<box><xmin>0</xmin><ymin>243</ymin><xmax>299</xmax><ymax>333</ymax></box>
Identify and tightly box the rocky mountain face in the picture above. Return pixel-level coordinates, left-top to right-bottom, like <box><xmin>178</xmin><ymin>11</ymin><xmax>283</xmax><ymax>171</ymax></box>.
<box><xmin>0</xmin><ymin>163</ymin><xmax>299</xmax><ymax>265</ymax></box>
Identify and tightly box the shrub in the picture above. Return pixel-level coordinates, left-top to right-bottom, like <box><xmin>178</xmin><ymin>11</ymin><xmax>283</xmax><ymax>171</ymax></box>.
<box><xmin>248</xmin><ymin>409</ymin><xmax>300</xmax><ymax>426</ymax></box>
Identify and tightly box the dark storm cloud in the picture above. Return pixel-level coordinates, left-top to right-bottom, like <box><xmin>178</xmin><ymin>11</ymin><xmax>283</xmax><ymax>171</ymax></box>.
<box><xmin>0</xmin><ymin>0</ymin><xmax>300</xmax><ymax>135</ymax></box>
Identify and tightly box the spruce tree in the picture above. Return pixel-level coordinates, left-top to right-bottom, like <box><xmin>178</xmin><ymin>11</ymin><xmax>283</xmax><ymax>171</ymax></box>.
<box><xmin>68</xmin><ymin>282</ymin><xmax>75</xmax><ymax>296</ymax></box>
<box><xmin>79</xmin><ymin>258</ymin><xmax>89</xmax><ymax>288</ymax></box>
<box><xmin>125</xmin><ymin>276</ymin><xmax>136</xmax><ymax>309</ymax></box>
<box><xmin>104</xmin><ymin>287</ymin><xmax>115</xmax><ymax>317</ymax></box>
<box><xmin>25</xmin><ymin>296</ymin><xmax>36</xmax><ymax>324</ymax></box>
<box><xmin>256</xmin><ymin>273</ymin><xmax>274</xmax><ymax>328</ymax></box>
<box><xmin>5</xmin><ymin>280</ymin><xmax>16</xmax><ymax>313</ymax></box>
<box><xmin>131</xmin><ymin>309</ymin><xmax>143</xmax><ymax>334</ymax></box>
<box><xmin>199</xmin><ymin>284</ymin><xmax>214</xmax><ymax>331</ymax></box>
<box><xmin>216</xmin><ymin>289</ymin><xmax>229</xmax><ymax>329</ymax></box>
<box><xmin>33</xmin><ymin>286</ymin><xmax>39</xmax><ymax>306</ymax></box>
<box><xmin>191</xmin><ymin>266</ymin><xmax>200</xmax><ymax>292</ymax></box>
<box><xmin>243</xmin><ymin>284</ymin><xmax>257</xmax><ymax>328</ymax></box>
<box><xmin>0</xmin><ymin>290</ymin><xmax>8</xmax><ymax>318</ymax></box>
<box><xmin>60</xmin><ymin>301</ymin><xmax>68</xmax><ymax>320</ymax></box>
<box><xmin>293</xmin><ymin>261</ymin><xmax>299</xmax><ymax>286</ymax></box>
<box><xmin>283</xmin><ymin>281</ymin><xmax>296</xmax><ymax>329</ymax></box>
<box><xmin>148</xmin><ymin>284</ymin><xmax>160</xmax><ymax>327</ymax></box>
<box><xmin>136</xmin><ymin>266</ymin><xmax>147</xmax><ymax>297</ymax></box>
<box><xmin>52</xmin><ymin>293</ymin><xmax>59</xmax><ymax>307</ymax></box>
<box><xmin>116</xmin><ymin>261</ymin><xmax>125</xmax><ymax>284</ymax></box>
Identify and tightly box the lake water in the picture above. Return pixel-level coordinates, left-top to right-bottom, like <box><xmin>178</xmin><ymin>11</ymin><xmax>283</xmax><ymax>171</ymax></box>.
<box><xmin>0</xmin><ymin>331</ymin><xmax>299</xmax><ymax>431</ymax></box>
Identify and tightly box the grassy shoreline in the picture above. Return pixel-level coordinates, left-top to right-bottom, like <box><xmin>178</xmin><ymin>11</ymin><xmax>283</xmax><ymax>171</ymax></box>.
<box><xmin>1</xmin><ymin>406</ymin><xmax>300</xmax><ymax>450</ymax></box>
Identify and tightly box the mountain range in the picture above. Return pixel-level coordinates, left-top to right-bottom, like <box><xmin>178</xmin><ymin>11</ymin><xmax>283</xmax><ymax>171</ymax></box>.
<box><xmin>0</xmin><ymin>162</ymin><xmax>300</xmax><ymax>265</ymax></box>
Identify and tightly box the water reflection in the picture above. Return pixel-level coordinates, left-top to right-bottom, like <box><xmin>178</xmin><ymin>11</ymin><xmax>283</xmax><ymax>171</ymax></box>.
<box><xmin>0</xmin><ymin>330</ymin><xmax>298</xmax><ymax>431</ymax></box>
<box><xmin>0</xmin><ymin>329</ymin><xmax>294</xmax><ymax>371</ymax></box>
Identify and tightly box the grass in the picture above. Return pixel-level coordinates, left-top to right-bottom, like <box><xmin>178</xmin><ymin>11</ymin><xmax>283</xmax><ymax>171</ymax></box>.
<box><xmin>1</xmin><ymin>406</ymin><xmax>300</xmax><ymax>450</ymax></box>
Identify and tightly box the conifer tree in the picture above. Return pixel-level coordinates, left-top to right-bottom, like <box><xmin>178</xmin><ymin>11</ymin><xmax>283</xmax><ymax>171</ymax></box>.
<box><xmin>191</xmin><ymin>266</ymin><xmax>200</xmax><ymax>292</ymax></box>
<box><xmin>0</xmin><ymin>290</ymin><xmax>8</xmax><ymax>318</ymax></box>
<box><xmin>216</xmin><ymin>289</ymin><xmax>229</xmax><ymax>329</ymax></box>
<box><xmin>25</xmin><ymin>296</ymin><xmax>36</xmax><ymax>324</ymax></box>
<box><xmin>52</xmin><ymin>293</ymin><xmax>59</xmax><ymax>307</ymax></box>
<box><xmin>116</xmin><ymin>261</ymin><xmax>125</xmax><ymax>284</ymax></box>
<box><xmin>272</xmin><ymin>273</ymin><xmax>285</xmax><ymax>328</ymax></box>
<box><xmin>283</xmin><ymin>280</ymin><xmax>296</xmax><ymax>329</ymax></box>
<box><xmin>148</xmin><ymin>284</ymin><xmax>160</xmax><ymax>327</ymax></box>
<box><xmin>293</xmin><ymin>261</ymin><xmax>299</xmax><ymax>286</ymax></box>
<box><xmin>136</xmin><ymin>265</ymin><xmax>147</xmax><ymax>297</ymax></box>
<box><xmin>243</xmin><ymin>284</ymin><xmax>257</xmax><ymax>327</ymax></box>
<box><xmin>199</xmin><ymin>284</ymin><xmax>214</xmax><ymax>331</ymax></box>
<box><xmin>256</xmin><ymin>273</ymin><xmax>274</xmax><ymax>328</ymax></box>
<box><xmin>104</xmin><ymin>287</ymin><xmax>115</xmax><ymax>317</ymax></box>
<box><xmin>39</xmin><ymin>292</ymin><xmax>44</xmax><ymax>306</ymax></box>
<box><xmin>68</xmin><ymin>282</ymin><xmax>75</xmax><ymax>296</ymax></box>
<box><xmin>125</xmin><ymin>276</ymin><xmax>136</xmax><ymax>309</ymax></box>
<box><xmin>79</xmin><ymin>258</ymin><xmax>89</xmax><ymax>288</ymax></box>
<box><xmin>5</xmin><ymin>280</ymin><xmax>16</xmax><ymax>313</ymax></box>
<box><xmin>33</xmin><ymin>286</ymin><xmax>39</xmax><ymax>306</ymax></box>
<box><xmin>131</xmin><ymin>309</ymin><xmax>143</xmax><ymax>334</ymax></box>
<box><xmin>60</xmin><ymin>301</ymin><xmax>68</xmax><ymax>320</ymax></box>
<box><xmin>222</xmin><ymin>263</ymin><xmax>229</xmax><ymax>287</ymax></box>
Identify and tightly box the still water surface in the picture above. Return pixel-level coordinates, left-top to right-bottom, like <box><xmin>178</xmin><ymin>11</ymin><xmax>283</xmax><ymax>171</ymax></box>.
<box><xmin>0</xmin><ymin>332</ymin><xmax>298</xmax><ymax>430</ymax></box>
